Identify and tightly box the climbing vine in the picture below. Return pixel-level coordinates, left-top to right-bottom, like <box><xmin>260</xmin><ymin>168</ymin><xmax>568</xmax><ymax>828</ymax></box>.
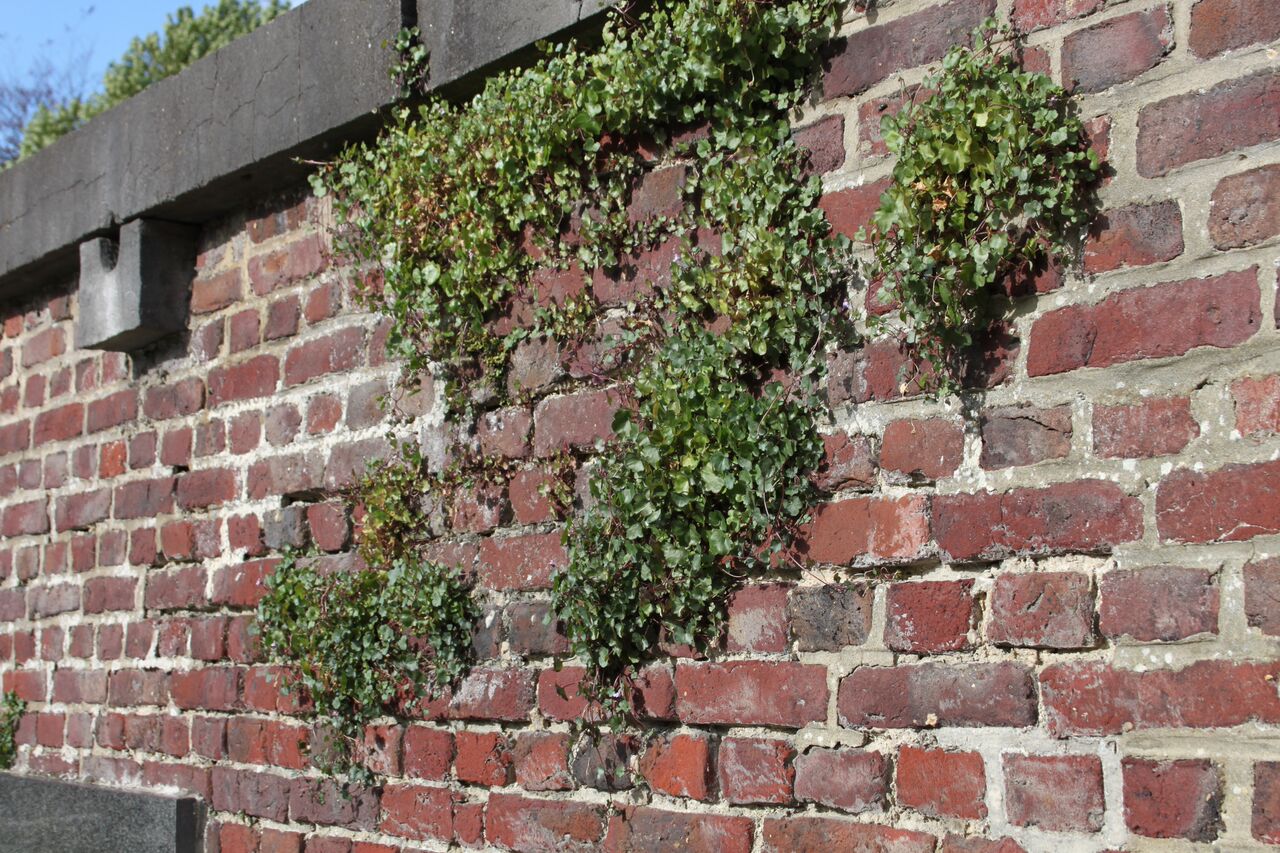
<box><xmin>261</xmin><ymin>0</ymin><xmax>1100</xmax><ymax>756</ymax></box>
<box><xmin>256</xmin><ymin>550</ymin><xmax>476</xmax><ymax>784</ymax></box>
<box><xmin>863</xmin><ymin>20</ymin><xmax>1100</xmax><ymax>388</ymax></box>
<box><xmin>0</xmin><ymin>690</ymin><xmax>24</xmax><ymax>770</ymax></box>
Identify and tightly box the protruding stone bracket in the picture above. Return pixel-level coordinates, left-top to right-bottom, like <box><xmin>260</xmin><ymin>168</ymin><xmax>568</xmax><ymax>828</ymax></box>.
<box><xmin>76</xmin><ymin>218</ymin><xmax>197</xmax><ymax>352</ymax></box>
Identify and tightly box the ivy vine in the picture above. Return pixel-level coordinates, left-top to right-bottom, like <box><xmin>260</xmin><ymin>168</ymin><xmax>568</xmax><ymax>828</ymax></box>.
<box><xmin>0</xmin><ymin>690</ymin><xmax>24</xmax><ymax>770</ymax></box>
<box><xmin>864</xmin><ymin>20</ymin><xmax>1100</xmax><ymax>388</ymax></box>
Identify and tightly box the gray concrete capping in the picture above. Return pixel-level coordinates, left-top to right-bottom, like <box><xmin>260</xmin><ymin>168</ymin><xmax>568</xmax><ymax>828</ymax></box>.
<box><xmin>0</xmin><ymin>772</ymin><xmax>201</xmax><ymax>853</ymax></box>
<box><xmin>0</xmin><ymin>0</ymin><xmax>617</xmax><ymax>301</ymax></box>
<box><xmin>77</xmin><ymin>219</ymin><xmax>198</xmax><ymax>351</ymax></box>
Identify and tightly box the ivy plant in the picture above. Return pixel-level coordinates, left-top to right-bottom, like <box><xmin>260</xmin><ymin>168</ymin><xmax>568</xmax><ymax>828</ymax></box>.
<box><xmin>255</xmin><ymin>551</ymin><xmax>477</xmax><ymax>785</ymax></box>
<box><xmin>863</xmin><ymin>19</ymin><xmax>1100</xmax><ymax>388</ymax></box>
<box><xmin>0</xmin><ymin>690</ymin><xmax>25</xmax><ymax>770</ymax></box>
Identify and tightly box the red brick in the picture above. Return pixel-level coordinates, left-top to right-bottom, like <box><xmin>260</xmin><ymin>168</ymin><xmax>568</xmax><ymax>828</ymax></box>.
<box><xmin>1</xmin><ymin>497</ymin><xmax>46</xmax><ymax>537</ymax></box>
<box><xmin>1004</xmin><ymin>754</ymin><xmax>1104</xmax><ymax>833</ymax></box>
<box><xmin>87</xmin><ymin>390</ymin><xmax>138</xmax><ymax>433</ymax></box>
<box><xmin>1256</xmin><ymin>762</ymin><xmax>1280</xmax><ymax>844</ymax></box>
<box><xmin>1040</xmin><ymin>660</ymin><xmax>1280</xmax><ymax>735</ymax></box>
<box><xmin>725</xmin><ymin>583</ymin><xmax>790</xmax><ymax>654</ymax></box>
<box><xmin>28</xmin><ymin>583</ymin><xmax>79</xmax><ymax>617</ymax></box>
<box><xmin>513</xmin><ymin>731</ymin><xmax>572</xmax><ymax>791</ymax></box>
<box><xmin>248</xmin><ymin>235</ymin><xmax>327</xmax><ymax>295</ymax></box>
<box><xmin>379</xmin><ymin>783</ymin><xmax>454</xmax><ymax>843</ymax></box>
<box><xmin>813</xmin><ymin>430</ymin><xmax>876</xmax><ymax>491</ymax></box>
<box><xmin>176</xmin><ymin>468</ymin><xmax>237</xmax><ymax>510</ymax></box>
<box><xmin>477</xmin><ymin>406</ymin><xmax>532</xmax><ymax>459</ymax></box>
<box><xmin>1210</xmin><ymin>164</ymin><xmax>1280</xmax><ymax>249</ymax></box>
<box><xmin>794</xmin><ymin>114</ymin><xmax>845</xmax><ymax>176</ymax></box>
<box><xmin>113</xmin><ymin>477</ymin><xmax>175</xmax><ymax>520</ymax></box>
<box><xmin>505</xmin><ymin>601</ymin><xmax>566</xmax><ymax>658</ymax></box>
<box><xmin>858</xmin><ymin>88</ymin><xmax>929</xmax><ymax>158</ymax></box>
<box><xmin>477</xmin><ymin>532</ymin><xmax>566</xmax><ymax>591</ymax></box>
<box><xmin>0</xmin><ymin>420</ymin><xmax>29</xmax><ymax>456</ymax></box>
<box><xmin>1234</xmin><ymin>375</ymin><xmax>1280</xmax><ymax>435</ymax></box>
<box><xmin>880</xmin><ymin>418</ymin><xmax>962</xmax><ymax>482</ymax></box>
<box><xmin>146</xmin><ymin>565</ymin><xmax>207</xmax><ymax>610</ymax></box>
<box><xmin>1191</xmin><ymin>0</ymin><xmax>1280</xmax><ymax>57</ymax></box>
<box><xmin>33</xmin><ymin>403</ymin><xmax>83</xmax><ymax>445</ymax></box>
<box><xmin>980</xmin><ymin>405</ymin><xmax>1072</xmax><ymax>470</ymax></box>
<box><xmin>676</xmin><ymin>661</ymin><xmax>827</xmax><ymax>728</ymax></box>
<box><xmin>83</xmin><ymin>577</ymin><xmax>136</xmax><ymax>614</ymax></box>
<box><xmin>1063</xmin><ymin>7</ymin><xmax>1171</xmax><ymax>93</ymax></box>
<box><xmin>605</xmin><ymin>807</ymin><xmax>752</xmax><ymax>853</ymax></box>
<box><xmin>1157</xmin><ymin>458</ymin><xmax>1280</xmax><ymax>543</ymax></box>
<box><xmin>54</xmin><ymin>489</ymin><xmax>110</xmax><ymax>532</ymax></box>
<box><xmin>989</xmin><ymin>572</ymin><xmax>1094</xmax><ymax>649</ymax></box>
<box><xmin>898</xmin><ymin>745</ymin><xmax>987</xmax><ymax>819</ymax></box>
<box><xmin>793</xmin><ymin>748</ymin><xmax>889</xmax><ymax>814</ymax></box>
<box><xmin>508</xmin><ymin>469</ymin><xmax>558</xmax><ymax>524</ymax></box>
<box><xmin>819</xmin><ymin>179</ymin><xmax>891</xmax><ymax>240</ymax></box>
<box><xmin>306</xmin><ymin>501</ymin><xmax>350</xmax><ymax>552</ymax></box>
<box><xmin>486</xmin><ymin>793</ymin><xmax>606</xmax><ymax>851</ymax></box>
<box><xmin>638</xmin><ymin>733</ymin><xmax>713</xmax><ymax>801</ymax></box>
<box><xmin>823</xmin><ymin>0</ymin><xmax>996</xmax><ymax>98</ymax></box>
<box><xmin>718</xmin><ymin>738</ymin><xmax>794</xmax><ymax>805</ymax></box>
<box><xmin>1094</xmin><ymin>397</ymin><xmax>1198</xmax><ymax>458</ymax></box>
<box><xmin>885</xmin><ymin>580</ymin><xmax>976</xmax><ymax>653</ymax></box>
<box><xmin>799</xmin><ymin>495</ymin><xmax>930</xmax><ymax>564</ymax></box>
<box><xmin>447</xmin><ymin>667</ymin><xmax>535</xmax><ymax>722</ymax></box>
<box><xmin>628</xmin><ymin>165</ymin><xmax>687</xmax><ymax>223</ymax></box>
<box><xmin>1012</xmin><ymin>0</ymin><xmax>1105</xmax><ymax>31</ymax></box>
<box><xmin>22</xmin><ymin>327</ymin><xmax>65</xmax><ymax>368</ymax></box>
<box><xmin>227</xmin><ymin>309</ymin><xmax>260</xmax><ymax>353</ymax></box>
<box><xmin>171</xmin><ymin>667</ymin><xmax>241</xmax><ymax>711</ymax></box>
<box><xmin>289</xmin><ymin>778</ymin><xmax>378</xmax><ymax>829</ymax></box>
<box><xmin>453</xmin><ymin>732</ymin><xmax>506</xmax><ymax>783</ymax></box>
<box><xmin>1028</xmin><ymin>268</ymin><xmax>1260</xmax><ymax>376</ymax></box>
<box><xmin>107</xmin><ymin>669</ymin><xmax>168</xmax><ymax>707</ymax></box>
<box><xmin>1123</xmin><ymin>757</ymin><xmax>1223</xmax><ymax>840</ymax></box>
<box><xmin>208</xmin><ymin>355</ymin><xmax>279</xmax><ymax>406</ymax></box>
<box><xmin>839</xmin><ymin>662</ymin><xmax>1037</xmax><ymax>729</ymax></box>
<box><xmin>532</xmin><ymin>388</ymin><xmax>623</xmax><ymax>456</ymax></box>
<box><xmin>935</xmin><ymin>480</ymin><xmax>1142</xmax><ymax>561</ymax></box>
<box><xmin>1245</xmin><ymin>558</ymin><xmax>1280</xmax><ymax>635</ymax></box>
<box><xmin>306</xmin><ymin>394</ymin><xmax>342</xmax><ymax>434</ymax></box>
<box><xmin>1138</xmin><ymin>70</ymin><xmax>1280</xmax><ymax>177</ymax></box>
<box><xmin>1099</xmin><ymin>567</ymin><xmax>1218</xmax><ymax>641</ymax></box>
<box><xmin>211</xmin><ymin>558</ymin><xmax>279</xmax><ymax>607</ymax></box>
<box><xmin>761</xmin><ymin>817</ymin><xmax>935</xmax><ymax>853</ymax></box>
<box><xmin>1084</xmin><ymin>201</ymin><xmax>1184</xmax><ymax>274</ymax></box>
<box><xmin>191</xmin><ymin>271</ymin><xmax>242</xmax><ymax>314</ymax></box>
<box><xmin>283</xmin><ymin>327</ymin><xmax>363</xmax><ymax>387</ymax></box>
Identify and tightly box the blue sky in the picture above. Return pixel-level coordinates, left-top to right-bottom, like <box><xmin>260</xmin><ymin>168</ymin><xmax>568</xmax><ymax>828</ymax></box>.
<box><xmin>2</xmin><ymin>1</ymin><xmax>306</xmax><ymax>94</ymax></box>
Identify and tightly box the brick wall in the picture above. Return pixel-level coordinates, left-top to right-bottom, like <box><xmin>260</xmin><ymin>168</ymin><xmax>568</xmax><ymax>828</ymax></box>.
<box><xmin>1</xmin><ymin>0</ymin><xmax>1279</xmax><ymax>850</ymax></box>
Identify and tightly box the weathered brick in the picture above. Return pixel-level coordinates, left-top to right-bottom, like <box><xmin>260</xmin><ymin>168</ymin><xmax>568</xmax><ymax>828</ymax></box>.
<box><xmin>448</xmin><ymin>667</ymin><xmax>535</xmax><ymax>722</ymax></box>
<box><xmin>1084</xmin><ymin>201</ymin><xmax>1184</xmax><ymax>274</ymax></box>
<box><xmin>1028</xmin><ymin>268</ymin><xmax>1259</xmax><ymax>376</ymax></box>
<box><xmin>1138</xmin><ymin>70</ymin><xmax>1280</xmax><ymax>177</ymax></box>
<box><xmin>989</xmin><ymin>572</ymin><xmax>1094</xmax><ymax>649</ymax></box>
<box><xmin>22</xmin><ymin>327</ymin><xmax>64</xmax><ymax>368</ymax></box>
<box><xmin>761</xmin><ymin>817</ymin><xmax>935</xmax><ymax>853</ymax></box>
<box><xmin>28</xmin><ymin>583</ymin><xmax>79</xmax><ymax>618</ymax></box>
<box><xmin>725</xmin><ymin>583</ymin><xmax>790</xmax><ymax>654</ymax></box>
<box><xmin>191</xmin><ymin>271</ymin><xmax>242</xmax><ymax>314</ymax></box>
<box><xmin>248</xmin><ymin>235</ymin><xmax>327</xmax><ymax>295</ymax></box>
<box><xmin>1004</xmin><ymin>754</ymin><xmax>1105</xmax><ymax>833</ymax></box>
<box><xmin>839</xmin><ymin>662</ymin><xmax>1037</xmax><ymax>729</ymax></box>
<box><xmin>1099</xmin><ymin>567</ymin><xmax>1219</xmax><ymax>641</ymax></box>
<box><xmin>794</xmin><ymin>115</ymin><xmax>845</xmax><ymax>177</ymax></box>
<box><xmin>793</xmin><ymin>748</ymin><xmax>889</xmax><ymax>814</ymax></box>
<box><xmin>513</xmin><ymin>731</ymin><xmax>573</xmax><ymax>792</ymax></box>
<box><xmin>1210</xmin><ymin>164</ymin><xmax>1280</xmax><ymax>249</ymax></box>
<box><xmin>1012</xmin><ymin>0</ymin><xmax>1105</xmax><ymax>30</ymax></box>
<box><xmin>1157</xmin><ymin>459</ymin><xmax>1280</xmax><ymax>543</ymax></box>
<box><xmin>379</xmin><ymin>783</ymin><xmax>454</xmax><ymax>844</ymax></box>
<box><xmin>823</xmin><ymin>0</ymin><xmax>996</xmax><ymax>99</ymax></box>
<box><xmin>1234</xmin><ymin>374</ymin><xmax>1280</xmax><ymax>436</ymax></box>
<box><xmin>454</xmin><ymin>730</ymin><xmax>512</xmax><ymax>787</ymax></box>
<box><xmin>171</xmin><ymin>667</ymin><xmax>241</xmax><ymax>712</ymax></box>
<box><xmin>935</xmin><ymin>480</ymin><xmax>1142</xmax><ymax>562</ymax></box>
<box><xmin>1062</xmin><ymin>7</ymin><xmax>1171</xmax><ymax>94</ymax></box>
<box><xmin>1123</xmin><ymin>757</ymin><xmax>1223</xmax><ymax>840</ymax></box>
<box><xmin>289</xmin><ymin>779</ymin><xmax>378</xmax><ymax>830</ymax></box>
<box><xmin>799</xmin><ymin>495</ymin><xmax>930</xmax><ymax>564</ymax></box>
<box><xmin>83</xmin><ymin>577</ymin><xmax>136</xmax><ymax>614</ymax></box>
<box><xmin>676</xmin><ymin>661</ymin><xmax>827</xmax><ymax>728</ymax></box>
<box><xmin>1245</xmin><ymin>558</ymin><xmax>1280</xmax><ymax>635</ymax></box>
<box><xmin>33</xmin><ymin>403</ymin><xmax>83</xmax><ymax>445</ymax></box>
<box><xmin>1094</xmin><ymin>396</ymin><xmax>1198</xmax><ymax>458</ymax></box>
<box><xmin>718</xmin><ymin>738</ymin><xmax>795</xmax><ymax>805</ymax></box>
<box><xmin>571</xmin><ymin>733</ymin><xmax>636</xmax><ymax>792</ymax></box>
<box><xmin>1190</xmin><ymin>0</ymin><xmax>1280</xmax><ymax>57</ymax></box>
<box><xmin>87</xmin><ymin>390</ymin><xmax>138</xmax><ymax>433</ymax></box>
<box><xmin>813</xmin><ymin>430</ymin><xmax>876</xmax><ymax>491</ymax></box>
<box><xmin>486</xmin><ymin>794</ymin><xmax>606</xmax><ymax>852</ymax></box>
<box><xmin>881</xmin><ymin>418</ymin><xmax>962</xmax><ymax>482</ymax></box>
<box><xmin>1040</xmin><ymin>660</ymin><xmax>1280</xmax><ymax>735</ymax></box>
<box><xmin>819</xmin><ymin>179</ymin><xmax>891</xmax><ymax>241</ymax></box>
<box><xmin>54</xmin><ymin>489</ymin><xmax>111</xmax><ymax>532</ymax></box>
<box><xmin>208</xmin><ymin>355</ymin><xmax>279</xmax><ymax>406</ymax></box>
<box><xmin>176</xmin><ymin>468</ymin><xmax>237</xmax><ymax>510</ymax></box>
<box><xmin>145</xmin><ymin>565</ymin><xmax>208</xmax><ymax>611</ymax></box>
<box><xmin>885</xmin><ymin>580</ymin><xmax>976</xmax><ymax>653</ymax></box>
<box><xmin>638</xmin><ymin>733</ymin><xmax>713</xmax><ymax>801</ymax></box>
<box><xmin>532</xmin><ymin>388</ymin><xmax>623</xmax><ymax>456</ymax></box>
<box><xmin>788</xmin><ymin>583</ymin><xmax>872</xmax><ymax>651</ymax></box>
<box><xmin>897</xmin><ymin>745</ymin><xmax>987</xmax><ymax>819</ymax></box>
<box><xmin>1256</xmin><ymin>762</ymin><xmax>1280</xmax><ymax>844</ymax></box>
<box><xmin>508</xmin><ymin>601</ymin><xmax>569</xmax><ymax>657</ymax></box>
<box><xmin>476</xmin><ymin>532</ymin><xmax>566</xmax><ymax>591</ymax></box>
<box><xmin>980</xmin><ymin>405</ymin><xmax>1072</xmax><ymax>469</ymax></box>
<box><xmin>284</xmin><ymin>328</ymin><xmax>364</xmax><ymax>387</ymax></box>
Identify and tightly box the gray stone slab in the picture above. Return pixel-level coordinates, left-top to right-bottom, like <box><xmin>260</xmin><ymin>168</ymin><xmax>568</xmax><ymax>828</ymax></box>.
<box><xmin>0</xmin><ymin>772</ymin><xmax>201</xmax><ymax>853</ymax></box>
